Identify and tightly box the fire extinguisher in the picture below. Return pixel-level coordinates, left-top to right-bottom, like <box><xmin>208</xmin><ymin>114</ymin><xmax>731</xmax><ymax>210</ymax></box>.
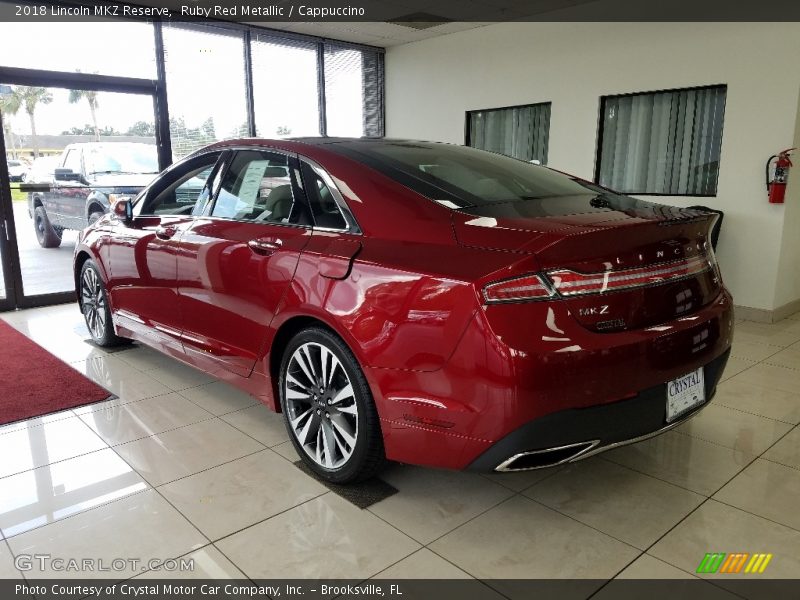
<box><xmin>766</xmin><ymin>148</ymin><xmax>796</xmax><ymax>204</ymax></box>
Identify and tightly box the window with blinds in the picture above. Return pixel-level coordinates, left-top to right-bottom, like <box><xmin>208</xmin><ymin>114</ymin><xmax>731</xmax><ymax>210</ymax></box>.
<box><xmin>163</xmin><ymin>24</ymin><xmax>249</xmax><ymax>159</ymax></box>
<box><xmin>163</xmin><ymin>30</ymin><xmax>384</xmax><ymax>153</ymax></box>
<box><xmin>251</xmin><ymin>35</ymin><xmax>320</xmax><ymax>138</ymax></box>
<box><xmin>466</xmin><ymin>103</ymin><xmax>551</xmax><ymax>164</ymax></box>
<box><xmin>596</xmin><ymin>85</ymin><xmax>727</xmax><ymax>196</ymax></box>
<box><xmin>324</xmin><ymin>43</ymin><xmax>383</xmax><ymax>137</ymax></box>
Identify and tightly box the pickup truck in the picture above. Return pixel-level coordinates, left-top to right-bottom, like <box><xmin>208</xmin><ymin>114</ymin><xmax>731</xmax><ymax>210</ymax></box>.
<box><xmin>28</xmin><ymin>142</ymin><xmax>159</xmax><ymax>248</ymax></box>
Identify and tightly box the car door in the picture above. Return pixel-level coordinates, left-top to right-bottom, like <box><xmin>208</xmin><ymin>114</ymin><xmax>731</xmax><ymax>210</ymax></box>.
<box><xmin>176</xmin><ymin>148</ymin><xmax>313</xmax><ymax>377</ymax></box>
<box><xmin>106</xmin><ymin>150</ymin><xmax>225</xmax><ymax>354</ymax></box>
<box><xmin>48</xmin><ymin>147</ymin><xmax>87</xmax><ymax>229</ymax></box>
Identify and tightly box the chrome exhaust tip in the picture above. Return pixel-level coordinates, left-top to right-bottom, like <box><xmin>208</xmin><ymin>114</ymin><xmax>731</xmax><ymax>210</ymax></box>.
<box><xmin>495</xmin><ymin>440</ymin><xmax>600</xmax><ymax>472</ymax></box>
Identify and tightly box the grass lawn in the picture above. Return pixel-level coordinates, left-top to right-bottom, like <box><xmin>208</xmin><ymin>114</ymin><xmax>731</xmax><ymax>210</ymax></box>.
<box><xmin>10</xmin><ymin>185</ymin><xmax>27</xmax><ymax>202</ymax></box>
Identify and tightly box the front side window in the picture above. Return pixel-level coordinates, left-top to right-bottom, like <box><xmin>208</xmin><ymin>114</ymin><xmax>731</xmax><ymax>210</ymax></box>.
<box><xmin>138</xmin><ymin>152</ymin><xmax>221</xmax><ymax>216</ymax></box>
<box><xmin>63</xmin><ymin>149</ymin><xmax>81</xmax><ymax>174</ymax></box>
<box><xmin>597</xmin><ymin>85</ymin><xmax>727</xmax><ymax>195</ymax></box>
<box><xmin>467</xmin><ymin>102</ymin><xmax>551</xmax><ymax>164</ymax></box>
<box><xmin>212</xmin><ymin>150</ymin><xmax>295</xmax><ymax>224</ymax></box>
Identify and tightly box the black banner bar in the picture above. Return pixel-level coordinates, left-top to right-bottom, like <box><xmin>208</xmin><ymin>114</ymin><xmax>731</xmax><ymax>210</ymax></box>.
<box><xmin>3</xmin><ymin>0</ymin><xmax>800</xmax><ymax>22</ymax></box>
<box><xmin>3</xmin><ymin>579</ymin><xmax>800</xmax><ymax>600</ymax></box>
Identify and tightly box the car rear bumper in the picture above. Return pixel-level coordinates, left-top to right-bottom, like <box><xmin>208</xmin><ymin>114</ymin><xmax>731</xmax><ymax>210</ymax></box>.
<box><xmin>467</xmin><ymin>347</ymin><xmax>730</xmax><ymax>472</ymax></box>
<box><xmin>371</xmin><ymin>289</ymin><xmax>733</xmax><ymax>470</ymax></box>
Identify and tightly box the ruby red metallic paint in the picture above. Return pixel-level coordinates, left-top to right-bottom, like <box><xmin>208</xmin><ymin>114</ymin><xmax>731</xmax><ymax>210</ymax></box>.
<box><xmin>75</xmin><ymin>138</ymin><xmax>733</xmax><ymax>472</ymax></box>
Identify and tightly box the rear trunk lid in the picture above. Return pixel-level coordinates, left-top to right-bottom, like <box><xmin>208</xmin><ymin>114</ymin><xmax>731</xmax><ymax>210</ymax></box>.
<box><xmin>453</xmin><ymin>193</ymin><xmax>721</xmax><ymax>331</ymax></box>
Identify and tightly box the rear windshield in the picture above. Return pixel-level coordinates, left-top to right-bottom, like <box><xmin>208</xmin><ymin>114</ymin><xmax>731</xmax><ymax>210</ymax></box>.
<box><xmin>336</xmin><ymin>141</ymin><xmax>604</xmax><ymax>208</ymax></box>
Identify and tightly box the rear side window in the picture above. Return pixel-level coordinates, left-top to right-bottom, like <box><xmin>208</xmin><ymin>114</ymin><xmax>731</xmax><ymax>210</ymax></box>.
<box><xmin>299</xmin><ymin>162</ymin><xmax>348</xmax><ymax>230</ymax></box>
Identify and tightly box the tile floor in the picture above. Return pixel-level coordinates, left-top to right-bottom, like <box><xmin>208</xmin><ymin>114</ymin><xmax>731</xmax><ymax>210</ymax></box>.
<box><xmin>0</xmin><ymin>304</ymin><xmax>799</xmax><ymax>592</ymax></box>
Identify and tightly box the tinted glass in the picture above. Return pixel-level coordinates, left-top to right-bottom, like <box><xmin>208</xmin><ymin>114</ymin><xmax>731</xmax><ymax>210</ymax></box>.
<box><xmin>140</xmin><ymin>153</ymin><xmax>220</xmax><ymax>216</ymax></box>
<box><xmin>339</xmin><ymin>141</ymin><xmax>600</xmax><ymax>208</ymax></box>
<box><xmin>300</xmin><ymin>163</ymin><xmax>347</xmax><ymax>230</ymax></box>
<box><xmin>212</xmin><ymin>151</ymin><xmax>295</xmax><ymax>223</ymax></box>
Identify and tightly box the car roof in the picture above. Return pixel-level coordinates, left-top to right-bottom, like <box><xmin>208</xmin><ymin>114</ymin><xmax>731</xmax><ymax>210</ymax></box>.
<box><xmin>207</xmin><ymin>137</ymin><xmax>439</xmax><ymax>150</ymax></box>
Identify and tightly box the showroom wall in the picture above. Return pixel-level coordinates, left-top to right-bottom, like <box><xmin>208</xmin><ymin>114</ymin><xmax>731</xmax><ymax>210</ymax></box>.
<box><xmin>775</xmin><ymin>97</ymin><xmax>800</xmax><ymax>313</ymax></box>
<box><xmin>385</xmin><ymin>22</ymin><xmax>800</xmax><ymax>317</ymax></box>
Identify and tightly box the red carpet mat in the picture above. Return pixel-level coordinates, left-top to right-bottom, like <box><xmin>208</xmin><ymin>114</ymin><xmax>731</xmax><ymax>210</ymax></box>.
<box><xmin>0</xmin><ymin>319</ymin><xmax>114</xmax><ymax>426</ymax></box>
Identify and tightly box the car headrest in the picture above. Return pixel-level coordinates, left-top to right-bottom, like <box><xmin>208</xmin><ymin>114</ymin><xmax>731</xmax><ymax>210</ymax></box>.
<box><xmin>264</xmin><ymin>185</ymin><xmax>293</xmax><ymax>221</ymax></box>
<box><xmin>263</xmin><ymin>166</ymin><xmax>287</xmax><ymax>178</ymax></box>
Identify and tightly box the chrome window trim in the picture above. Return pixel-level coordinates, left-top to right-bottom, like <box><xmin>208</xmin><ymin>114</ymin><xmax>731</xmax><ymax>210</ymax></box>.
<box><xmin>300</xmin><ymin>157</ymin><xmax>363</xmax><ymax>235</ymax></box>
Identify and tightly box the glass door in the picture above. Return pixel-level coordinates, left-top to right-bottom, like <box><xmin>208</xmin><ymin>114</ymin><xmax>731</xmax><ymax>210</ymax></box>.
<box><xmin>0</xmin><ymin>153</ymin><xmax>15</xmax><ymax>311</ymax></box>
<box><xmin>0</xmin><ymin>75</ymin><xmax>159</xmax><ymax>309</ymax></box>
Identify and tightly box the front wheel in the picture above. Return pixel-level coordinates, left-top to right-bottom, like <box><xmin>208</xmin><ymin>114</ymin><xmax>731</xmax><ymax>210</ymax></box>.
<box><xmin>279</xmin><ymin>327</ymin><xmax>385</xmax><ymax>483</ymax></box>
<box><xmin>34</xmin><ymin>206</ymin><xmax>62</xmax><ymax>248</ymax></box>
<box><xmin>79</xmin><ymin>259</ymin><xmax>128</xmax><ymax>347</ymax></box>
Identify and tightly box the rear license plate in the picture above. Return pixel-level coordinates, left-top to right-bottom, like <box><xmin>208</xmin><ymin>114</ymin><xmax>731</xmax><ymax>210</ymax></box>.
<box><xmin>666</xmin><ymin>367</ymin><xmax>706</xmax><ymax>422</ymax></box>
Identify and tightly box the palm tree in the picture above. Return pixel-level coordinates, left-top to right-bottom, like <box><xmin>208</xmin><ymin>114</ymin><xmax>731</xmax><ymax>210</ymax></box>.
<box><xmin>68</xmin><ymin>86</ymin><xmax>100</xmax><ymax>141</ymax></box>
<box><xmin>0</xmin><ymin>90</ymin><xmax>21</xmax><ymax>159</ymax></box>
<box><xmin>15</xmin><ymin>86</ymin><xmax>52</xmax><ymax>158</ymax></box>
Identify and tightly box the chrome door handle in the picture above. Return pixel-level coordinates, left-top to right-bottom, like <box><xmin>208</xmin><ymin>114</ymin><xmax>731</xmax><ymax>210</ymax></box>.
<box><xmin>248</xmin><ymin>238</ymin><xmax>282</xmax><ymax>255</ymax></box>
<box><xmin>155</xmin><ymin>225</ymin><xmax>177</xmax><ymax>240</ymax></box>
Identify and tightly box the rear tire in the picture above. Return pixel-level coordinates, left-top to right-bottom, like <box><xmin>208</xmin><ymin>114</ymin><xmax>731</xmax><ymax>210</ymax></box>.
<box><xmin>34</xmin><ymin>206</ymin><xmax>62</xmax><ymax>248</ymax></box>
<box><xmin>279</xmin><ymin>327</ymin><xmax>385</xmax><ymax>484</ymax></box>
<box><xmin>79</xmin><ymin>259</ymin><xmax>128</xmax><ymax>347</ymax></box>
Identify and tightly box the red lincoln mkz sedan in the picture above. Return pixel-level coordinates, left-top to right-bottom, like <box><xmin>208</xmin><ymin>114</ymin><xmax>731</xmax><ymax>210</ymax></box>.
<box><xmin>74</xmin><ymin>138</ymin><xmax>733</xmax><ymax>483</ymax></box>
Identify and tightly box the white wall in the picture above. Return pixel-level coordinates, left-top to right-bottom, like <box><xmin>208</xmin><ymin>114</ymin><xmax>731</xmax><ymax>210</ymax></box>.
<box><xmin>775</xmin><ymin>96</ymin><xmax>800</xmax><ymax>310</ymax></box>
<box><xmin>385</xmin><ymin>22</ymin><xmax>800</xmax><ymax>313</ymax></box>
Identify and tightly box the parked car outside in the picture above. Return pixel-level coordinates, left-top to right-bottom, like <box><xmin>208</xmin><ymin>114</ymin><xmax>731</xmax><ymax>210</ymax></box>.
<box><xmin>25</xmin><ymin>155</ymin><xmax>60</xmax><ymax>218</ymax></box>
<box><xmin>73</xmin><ymin>138</ymin><xmax>733</xmax><ymax>483</ymax></box>
<box><xmin>7</xmin><ymin>159</ymin><xmax>28</xmax><ymax>182</ymax></box>
<box><xmin>31</xmin><ymin>142</ymin><xmax>159</xmax><ymax>248</ymax></box>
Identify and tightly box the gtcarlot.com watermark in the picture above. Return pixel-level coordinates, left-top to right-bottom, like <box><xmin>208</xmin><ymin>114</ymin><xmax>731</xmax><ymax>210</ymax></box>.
<box><xmin>14</xmin><ymin>553</ymin><xmax>194</xmax><ymax>573</ymax></box>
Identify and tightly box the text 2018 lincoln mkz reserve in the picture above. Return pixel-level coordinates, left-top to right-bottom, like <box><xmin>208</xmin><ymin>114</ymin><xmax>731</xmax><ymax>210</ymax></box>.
<box><xmin>74</xmin><ymin>138</ymin><xmax>733</xmax><ymax>483</ymax></box>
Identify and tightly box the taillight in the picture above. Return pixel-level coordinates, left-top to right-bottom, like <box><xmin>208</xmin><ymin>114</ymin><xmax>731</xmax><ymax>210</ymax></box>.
<box><xmin>483</xmin><ymin>274</ymin><xmax>555</xmax><ymax>303</ymax></box>
<box><xmin>547</xmin><ymin>255</ymin><xmax>713</xmax><ymax>297</ymax></box>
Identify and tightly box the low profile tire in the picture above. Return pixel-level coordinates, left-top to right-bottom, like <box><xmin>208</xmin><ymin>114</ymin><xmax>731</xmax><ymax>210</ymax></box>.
<box><xmin>34</xmin><ymin>206</ymin><xmax>62</xmax><ymax>248</ymax></box>
<box><xmin>279</xmin><ymin>327</ymin><xmax>385</xmax><ymax>484</ymax></box>
<box><xmin>79</xmin><ymin>259</ymin><xmax>127</xmax><ymax>347</ymax></box>
<box><xmin>88</xmin><ymin>210</ymin><xmax>105</xmax><ymax>226</ymax></box>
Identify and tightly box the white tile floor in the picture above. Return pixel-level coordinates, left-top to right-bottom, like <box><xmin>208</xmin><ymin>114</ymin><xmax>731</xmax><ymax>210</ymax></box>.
<box><xmin>0</xmin><ymin>304</ymin><xmax>799</xmax><ymax>587</ymax></box>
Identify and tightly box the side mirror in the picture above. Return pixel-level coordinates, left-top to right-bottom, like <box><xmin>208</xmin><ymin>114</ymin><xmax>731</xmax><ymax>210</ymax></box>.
<box><xmin>54</xmin><ymin>168</ymin><xmax>81</xmax><ymax>182</ymax></box>
<box><xmin>112</xmin><ymin>197</ymin><xmax>133</xmax><ymax>222</ymax></box>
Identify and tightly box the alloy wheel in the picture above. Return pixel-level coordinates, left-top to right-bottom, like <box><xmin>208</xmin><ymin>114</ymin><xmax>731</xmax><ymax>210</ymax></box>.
<box><xmin>81</xmin><ymin>267</ymin><xmax>106</xmax><ymax>340</ymax></box>
<box><xmin>284</xmin><ymin>342</ymin><xmax>359</xmax><ymax>470</ymax></box>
